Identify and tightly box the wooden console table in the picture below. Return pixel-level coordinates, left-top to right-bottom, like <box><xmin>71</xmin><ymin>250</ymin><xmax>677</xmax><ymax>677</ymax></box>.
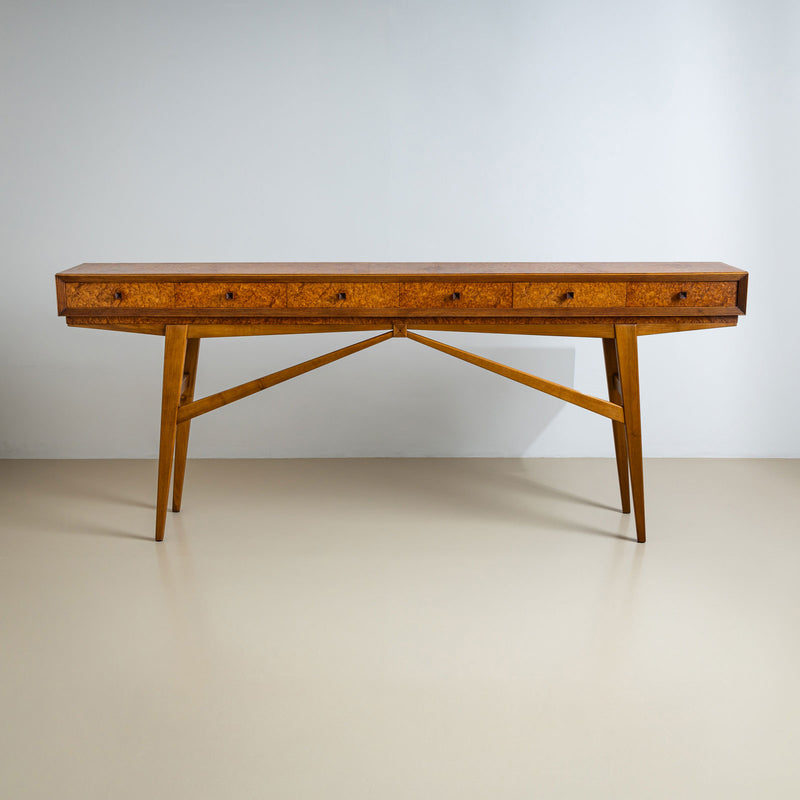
<box><xmin>55</xmin><ymin>262</ymin><xmax>748</xmax><ymax>543</ymax></box>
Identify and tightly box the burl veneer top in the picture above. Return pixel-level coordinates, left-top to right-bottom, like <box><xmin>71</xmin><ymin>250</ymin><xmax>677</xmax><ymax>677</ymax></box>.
<box><xmin>57</xmin><ymin>262</ymin><xmax>746</xmax><ymax>279</ymax></box>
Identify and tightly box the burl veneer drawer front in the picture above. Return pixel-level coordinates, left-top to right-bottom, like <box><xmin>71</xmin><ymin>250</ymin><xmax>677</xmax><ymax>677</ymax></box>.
<box><xmin>287</xmin><ymin>282</ymin><xmax>399</xmax><ymax>308</ymax></box>
<box><xmin>399</xmin><ymin>282</ymin><xmax>512</xmax><ymax>309</ymax></box>
<box><xmin>627</xmin><ymin>281</ymin><xmax>738</xmax><ymax>308</ymax></box>
<box><xmin>174</xmin><ymin>282</ymin><xmax>286</xmax><ymax>308</ymax></box>
<box><xmin>65</xmin><ymin>282</ymin><xmax>174</xmax><ymax>308</ymax></box>
<box><xmin>513</xmin><ymin>282</ymin><xmax>626</xmax><ymax>308</ymax></box>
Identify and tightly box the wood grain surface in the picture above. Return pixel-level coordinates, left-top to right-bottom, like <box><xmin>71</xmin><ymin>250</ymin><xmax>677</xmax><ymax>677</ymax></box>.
<box><xmin>57</xmin><ymin>267</ymin><xmax>748</xmax><ymax>321</ymax></box>
<box><xmin>65</xmin><ymin>282</ymin><xmax>175</xmax><ymax>308</ymax></box>
<box><xmin>399</xmin><ymin>282</ymin><xmax>512</xmax><ymax>309</ymax></box>
<box><xmin>514</xmin><ymin>282</ymin><xmax>626</xmax><ymax>308</ymax></box>
<box><xmin>57</xmin><ymin>262</ymin><xmax>747</xmax><ymax>279</ymax></box>
<box><xmin>174</xmin><ymin>282</ymin><xmax>286</xmax><ymax>308</ymax></box>
<box><xmin>287</xmin><ymin>282</ymin><xmax>399</xmax><ymax>308</ymax></box>
<box><xmin>65</xmin><ymin>314</ymin><xmax>741</xmax><ymax>331</ymax></box>
<box><xmin>626</xmin><ymin>281</ymin><xmax>738</xmax><ymax>307</ymax></box>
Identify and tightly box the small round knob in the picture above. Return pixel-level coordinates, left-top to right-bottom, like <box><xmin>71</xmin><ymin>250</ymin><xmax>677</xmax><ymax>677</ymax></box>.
<box><xmin>564</xmin><ymin>291</ymin><xmax>574</xmax><ymax>300</ymax></box>
<box><xmin>450</xmin><ymin>292</ymin><xmax>461</xmax><ymax>301</ymax></box>
<box><xmin>225</xmin><ymin>291</ymin><xmax>234</xmax><ymax>300</ymax></box>
<box><xmin>677</xmin><ymin>290</ymin><xmax>688</xmax><ymax>300</ymax></box>
<box><xmin>336</xmin><ymin>291</ymin><xmax>347</xmax><ymax>301</ymax></box>
<box><xmin>113</xmin><ymin>290</ymin><xmax>122</xmax><ymax>300</ymax></box>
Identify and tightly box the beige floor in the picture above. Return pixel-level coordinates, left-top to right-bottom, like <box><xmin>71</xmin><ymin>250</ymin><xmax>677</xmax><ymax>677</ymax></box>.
<box><xmin>1</xmin><ymin>458</ymin><xmax>799</xmax><ymax>799</ymax></box>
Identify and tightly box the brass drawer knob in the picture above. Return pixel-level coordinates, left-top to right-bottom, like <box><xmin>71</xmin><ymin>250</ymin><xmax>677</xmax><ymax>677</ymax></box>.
<box><xmin>113</xmin><ymin>290</ymin><xmax>122</xmax><ymax>300</ymax></box>
<box><xmin>564</xmin><ymin>291</ymin><xmax>574</xmax><ymax>300</ymax></box>
<box><xmin>450</xmin><ymin>292</ymin><xmax>461</xmax><ymax>300</ymax></box>
<box><xmin>225</xmin><ymin>291</ymin><xmax>234</xmax><ymax>300</ymax></box>
<box><xmin>336</xmin><ymin>291</ymin><xmax>347</xmax><ymax>301</ymax></box>
<box><xmin>677</xmin><ymin>290</ymin><xmax>688</xmax><ymax>300</ymax></box>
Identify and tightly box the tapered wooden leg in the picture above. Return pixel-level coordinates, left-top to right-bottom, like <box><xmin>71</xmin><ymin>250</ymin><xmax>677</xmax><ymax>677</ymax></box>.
<box><xmin>602</xmin><ymin>337</ymin><xmax>631</xmax><ymax>514</ymax></box>
<box><xmin>156</xmin><ymin>325</ymin><xmax>188</xmax><ymax>541</ymax></box>
<box><xmin>172</xmin><ymin>338</ymin><xmax>200</xmax><ymax>512</ymax></box>
<box><xmin>615</xmin><ymin>324</ymin><xmax>646</xmax><ymax>543</ymax></box>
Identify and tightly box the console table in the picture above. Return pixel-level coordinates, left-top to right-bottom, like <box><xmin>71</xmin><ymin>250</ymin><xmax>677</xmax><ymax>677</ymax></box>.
<box><xmin>55</xmin><ymin>262</ymin><xmax>748</xmax><ymax>543</ymax></box>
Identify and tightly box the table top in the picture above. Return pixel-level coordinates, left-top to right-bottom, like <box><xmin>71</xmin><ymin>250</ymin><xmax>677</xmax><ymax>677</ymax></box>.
<box><xmin>57</xmin><ymin>262</ymin><xmax>746</xmax><ymax>279</ymax></box>
<box><xmin>56</xmin><ymin>261</ymin><xmax>747</xmax><ymax>335</ymax></box>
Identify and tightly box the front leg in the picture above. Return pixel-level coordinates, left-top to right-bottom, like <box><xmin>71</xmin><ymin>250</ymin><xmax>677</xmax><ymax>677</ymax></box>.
<box><xmin>155</xmin><ymin>325</ymin><xmax>188</xmax><ymax>541</ymax></box>
<box><xmin>615</xmin><ymin>324</ymin><xmax>646</xmax><ymax>543</ymax></box>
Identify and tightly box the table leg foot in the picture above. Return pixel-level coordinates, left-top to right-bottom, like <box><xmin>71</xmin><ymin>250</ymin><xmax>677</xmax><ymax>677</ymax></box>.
<box><xmin>156</xmin><ymin>325</ymin><xmax>188</xmax><ymax>541</ymax></box>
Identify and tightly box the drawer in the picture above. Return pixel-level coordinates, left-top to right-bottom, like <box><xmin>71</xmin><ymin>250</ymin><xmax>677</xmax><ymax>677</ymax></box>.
<box><xmin>626</xmin><ymin>281</ymin><xmax>738</xmax><ymax>308</ymax></box>
<box><xmin>65</xmin><ymin>282</ymin><xmax>174</xmax><ymax>308</ymax></box>
<box><xmin>513</xmin><ymin>282</ymin><xmax>626</xmax><ymax>308</ymax></box>
<box><xmin>174</xmin><ymin>282</ymin><xmax>286</xmax><ymax>308</ymax></box>
<box><xmin>287</xmin><ymin>282</ymin><xmax>399</xmax><ymax>308</ymax></box>
<box><xmin>400</xmin><ymin>282</ymin><xmax>512</xmax><ymax>309</ymax></box>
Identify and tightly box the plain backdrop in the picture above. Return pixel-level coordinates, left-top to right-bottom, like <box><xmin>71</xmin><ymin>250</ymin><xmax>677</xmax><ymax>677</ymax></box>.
<box><xmin>0</xmin><ymin>0</ymin><xmax>797</xmax><ymax>458</ymax></box>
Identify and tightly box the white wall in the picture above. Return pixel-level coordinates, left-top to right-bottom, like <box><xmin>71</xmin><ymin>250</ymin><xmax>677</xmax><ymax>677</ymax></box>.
<box><xmin>1</xmin><ymin>0</ymin><xmax>797</xmax><ymax>458</ymax></box>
